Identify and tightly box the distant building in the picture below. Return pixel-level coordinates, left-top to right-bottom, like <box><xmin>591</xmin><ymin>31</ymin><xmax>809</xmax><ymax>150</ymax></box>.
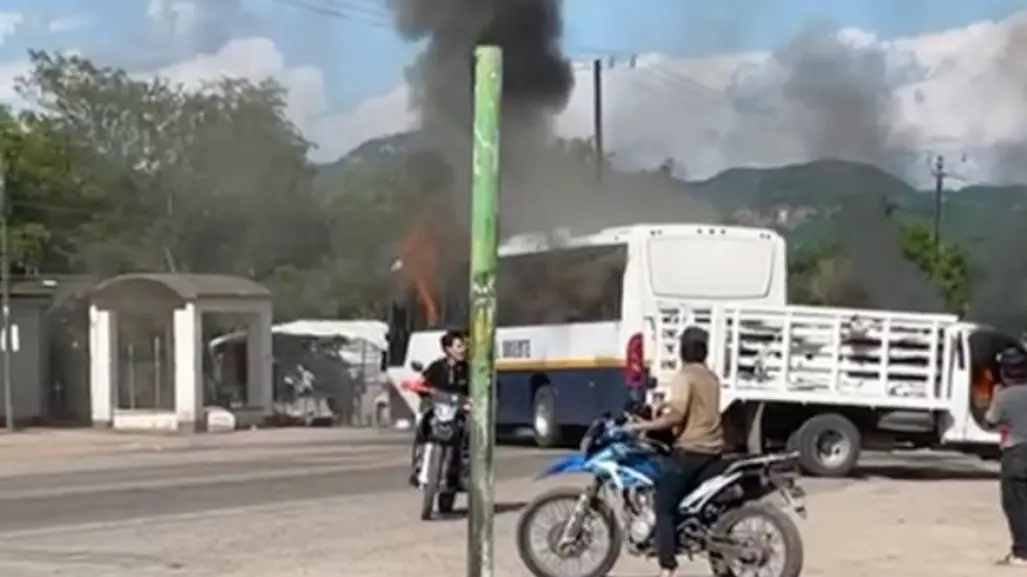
<box><xmin>0</xmin><ymin>275</ymin><xmax>98</xmax><ymax>426</ymax></box>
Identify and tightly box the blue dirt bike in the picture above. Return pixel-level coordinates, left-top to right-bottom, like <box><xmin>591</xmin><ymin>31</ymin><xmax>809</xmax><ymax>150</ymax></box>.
<box><xmin>515</xmin><ymin>414</ymin><xmax>807</xmax><ymax>577</ymax></box>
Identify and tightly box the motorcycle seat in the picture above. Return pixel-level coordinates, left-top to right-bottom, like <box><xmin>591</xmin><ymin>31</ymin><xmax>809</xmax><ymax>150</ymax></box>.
<box><xmin>691</xmin><ymin>457</ymin><xmax>732</xmax><ymax>488</ymax></box>
<box><xmin>723</xmin><ymin>452</ymin><xmax>799</xmax><ymax>475</ymax></box>
<box><xmin>688</xmin><ymin>452</ymin><xmax>789</xmax><ymax>490</ymax></box>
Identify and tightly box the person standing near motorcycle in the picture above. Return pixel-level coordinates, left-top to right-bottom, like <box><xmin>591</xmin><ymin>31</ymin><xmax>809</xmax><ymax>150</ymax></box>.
<box><xmin>623</xmin><ymin>326</ymin><xmax>725</xmax><ymax>577</ymax></box>
<box><xmin>409</xmin><ymin>329</ymin><xmax>469</xmax><ymax>485</ymax></box>
<box><xmin>985</xmin><ymin>347</ymin><xmax>1027</xmax><ymax>566</ymax></box>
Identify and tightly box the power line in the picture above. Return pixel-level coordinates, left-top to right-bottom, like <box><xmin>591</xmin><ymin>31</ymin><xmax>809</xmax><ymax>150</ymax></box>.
<box><xmin>272</xmin><ymin>0</ymin><xmax>394</xmax><ymax>29</ymax></box>
<box><xmin>568</xmin><ymin>42</ymin><xmax>784</xmax><ymax>136</ymax></box>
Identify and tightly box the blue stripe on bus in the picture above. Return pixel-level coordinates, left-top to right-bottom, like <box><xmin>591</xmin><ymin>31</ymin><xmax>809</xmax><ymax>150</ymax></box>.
<box><xmin>496</xmin><ymin>366</ymin><xmax>634</xmax><ymax>428</ymax></box>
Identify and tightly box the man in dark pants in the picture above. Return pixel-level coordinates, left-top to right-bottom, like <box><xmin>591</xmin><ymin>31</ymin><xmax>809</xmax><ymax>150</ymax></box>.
<box><xmin>985</xmin><ymin>347</ymin><xmax>1027</xmax><ymax>566</ymax></box>
<box><xmin>624</xmin><ymin>327</ymin><xmax>725</xmax><ymax>577</ymax></box>
<box><xmin>409</xmin><ymin>329</ymin><xmax>469</xmax><ymax>486</ymax></box>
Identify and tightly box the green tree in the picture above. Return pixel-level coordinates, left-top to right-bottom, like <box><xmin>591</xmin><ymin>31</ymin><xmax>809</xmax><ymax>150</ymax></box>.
<box><xmin>898</xmin><ymin>221</ymin><xmax>971</xmax><ymax>313</ymax></box>
<box><xmin>0</xmin><ymin>105</ymin><xmax>89</xmax><ymax>274</ymax></box>
<box><xmin>16</xmin><ymin>50</ymin><xmax>325</xmax><ymax>278</ymax></box>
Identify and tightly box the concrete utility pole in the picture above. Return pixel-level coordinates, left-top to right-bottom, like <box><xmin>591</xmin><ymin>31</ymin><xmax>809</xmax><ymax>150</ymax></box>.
<box><xmin>0</xmin><ymin>157</ymin><xmax>12</xmax><ymax>431</ymax></box>
<box><xmin>592</xmin><ymin>58</ymin><xmax>604</xmax><ymax>182</ymax></box>
<box><xmin>466</xmin><ymin>45</ymin><xmax>501</xmax><ymax>577</ymax></box>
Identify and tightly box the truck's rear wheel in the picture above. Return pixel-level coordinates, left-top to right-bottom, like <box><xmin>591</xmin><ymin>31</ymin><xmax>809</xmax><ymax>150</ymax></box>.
<box><xmin>532</xmin><ymin>386</ymin><xmax>560</xmax><ymax>448</ymax></box>
<box><xmin>793</xmin><ymin>413</ymin><xmax>861</xmax><ymax>478</ymax></box>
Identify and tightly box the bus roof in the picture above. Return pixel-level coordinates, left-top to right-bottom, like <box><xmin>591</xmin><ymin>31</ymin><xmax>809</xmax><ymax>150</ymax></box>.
<box><xmin>498</xmin><ymin>223</ymin><xmax>783</xmax><ymax>257</ymax></box>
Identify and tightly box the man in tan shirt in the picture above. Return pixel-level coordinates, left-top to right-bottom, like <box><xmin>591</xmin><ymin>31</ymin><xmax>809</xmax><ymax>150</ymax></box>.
<box><xmin>624</xmin><ymin>327</ymin><xmax>724</xmax><ymax>577</ymax></box>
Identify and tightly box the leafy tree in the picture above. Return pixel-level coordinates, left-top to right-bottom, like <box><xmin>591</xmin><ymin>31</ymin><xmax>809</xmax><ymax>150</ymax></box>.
<box><xmin>898</xmin><ymin>221</ymin><xmax>971</xmax><ymax>313</ymax></box>
<box><xmin>0</xmin><ymin>105</ymin><xmax>88</xmax><ymax>274</ymax></box>
<box><xmin>15</xmin><ymin>50</ymin><xmax>324</xmax><ymax>279</ymax></box>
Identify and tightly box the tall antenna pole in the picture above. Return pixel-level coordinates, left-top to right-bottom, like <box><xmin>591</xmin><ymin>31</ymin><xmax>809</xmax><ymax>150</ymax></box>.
<box><xmin>931</xmin><ymin>155</ymin><xmax>946</xmax><ymax>277</ymax></box>
<box><xmin>592</xmin><ymin>58</ymin><xmax>604</xmax><ymax>182</ymax></box>
<box><xmin>1</xmin><ymin>157</ymin><xmax>12</xmax><ymax>431</ymax></box>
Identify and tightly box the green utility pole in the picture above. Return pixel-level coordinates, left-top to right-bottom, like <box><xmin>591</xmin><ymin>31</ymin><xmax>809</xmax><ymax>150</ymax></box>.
<box><xmin>467</xmin><ymin>45</ymin><xmax>502</xmax><ymax>577</ymax></box>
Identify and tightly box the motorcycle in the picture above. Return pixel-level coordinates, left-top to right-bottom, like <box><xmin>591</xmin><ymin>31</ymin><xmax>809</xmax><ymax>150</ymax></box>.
<box><xmin>407</xmin><ymin>363</ymin><xmax>470</xmax><ymax>521</ymax></box>
<box><xmin>515</xmin><ymin>414</ymin><xmax>807</xmax><ymax>577</ymax></box>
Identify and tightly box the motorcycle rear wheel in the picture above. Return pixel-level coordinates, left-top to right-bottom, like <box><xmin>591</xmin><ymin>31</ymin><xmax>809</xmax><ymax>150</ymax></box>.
<box><xmin>707</xmin><ymin>504</ymin><xmax>803</xmax><ymax>577</ymax></box>
<box><xmin>515</xmin><ymin>486</ymin><xmax>622</xmax><ymax>577</ymax></box>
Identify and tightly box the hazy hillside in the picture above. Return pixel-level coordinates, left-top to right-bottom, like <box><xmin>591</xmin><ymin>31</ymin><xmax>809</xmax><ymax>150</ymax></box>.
<box><xmin>317</xmin><ymin>132</ymin><xmax>1024</xmax><ymax>252</ymax></box>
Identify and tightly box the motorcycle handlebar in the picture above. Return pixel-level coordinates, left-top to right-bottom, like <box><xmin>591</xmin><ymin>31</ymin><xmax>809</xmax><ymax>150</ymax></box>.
<box><xmin>425</xmin><ymin>388</ymin><xmax>471</xmax><ymax>408</ymax></box>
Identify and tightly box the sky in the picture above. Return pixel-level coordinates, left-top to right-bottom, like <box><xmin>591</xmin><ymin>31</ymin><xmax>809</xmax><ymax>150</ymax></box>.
<box><xmin>2</xmin><ymin>0</ymin><xmax>1025</xmax><ymax>108</ymax></box>
<box><xmin>0</xmin><ymin>0</ymin><xmax>1025</xmax><ymax>173</ymax></box>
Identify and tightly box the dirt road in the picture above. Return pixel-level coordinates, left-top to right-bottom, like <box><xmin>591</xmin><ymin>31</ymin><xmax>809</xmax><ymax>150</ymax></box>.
<box><xmin>0</xmin><ymin>430</ymin><xmax>1009</xmax><ymax>576</ymax></box>
<box><xmin>0</xmin><ymin>473</ymin><xmax>1008</xmax><ymax>576</ymax></box>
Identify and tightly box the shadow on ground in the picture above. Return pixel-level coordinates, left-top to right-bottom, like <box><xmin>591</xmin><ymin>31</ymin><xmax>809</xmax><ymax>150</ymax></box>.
<box><xmin>852</xmin><ymin>464</ymin><xmax>998</xmax><ymax>481</ymax></box>
<box><xmin>439</xmin><ymin>501</ymin><xmax>527</xmax><ymax>521</ymax></box>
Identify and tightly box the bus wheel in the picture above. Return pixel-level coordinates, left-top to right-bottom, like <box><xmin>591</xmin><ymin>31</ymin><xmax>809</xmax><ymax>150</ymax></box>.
<box><xmin>532</xmin><ymin>386</ymin><xmax>560</xmax><ymax>448</ymax></box>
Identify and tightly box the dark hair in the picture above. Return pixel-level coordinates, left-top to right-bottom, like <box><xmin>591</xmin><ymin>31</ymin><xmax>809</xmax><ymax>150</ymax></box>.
<box><xmin>679</xmin><ymin>327</ymin><xmax>708</xmax><ymax>364</ymax></box>
<box><xmin>999</xmin><ymin>347</ymin><xmax>1027</xmax><ymax>384</ymax></box>
<box><xmin>440</xmin><ymin>329</ymin><xmax>466</xmax><ymax>351</ymax></box>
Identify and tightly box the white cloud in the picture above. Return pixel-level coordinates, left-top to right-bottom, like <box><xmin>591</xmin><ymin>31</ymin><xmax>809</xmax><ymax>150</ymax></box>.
<box><xmin>0</xmin><ymin>12</ymin><xmax>23</xmax><ymax>45</ymax></box>
<box><xmin>1</xmin><ymin>9</ymin><xmax>1026</xmax><ymax>183</ymax></box>
<box><xmin>47</xmin><ymin>14</ymin><xmax>91</xmax><ymax>33</ymax></box>
<box><xmin>138</xmin><ymin>35</ymin><xmax>413</xmax><ymax>162</ymax></box>
<box><xmin>0</xmin><ymin>59</ymin><xmax>29</xmax><ymax>105</ymax></box>
<box><xmin>151</xmin><ymin>37</ymin><xmax>328</xmax><ymax>136</ymax></box>
<box><xmin>147</xmin><ymin>0</ymin><xmax>198</xmax><ymax>43</ymax></box>
<box><xmin>0</xmin><ymin>13</ymin><xmax>28</xmax><ymax>107</ymax></box>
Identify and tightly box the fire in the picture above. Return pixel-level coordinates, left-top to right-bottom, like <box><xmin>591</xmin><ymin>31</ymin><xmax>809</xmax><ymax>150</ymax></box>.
<box><xmin>971</xmin><ymin>368</ymin><xmax>996</xmax><ymax>409</ymax></box>
<box><xmin>398</xmin><ymin>216</ymin><xmax>440</xmax><ymax>326</ymax></box>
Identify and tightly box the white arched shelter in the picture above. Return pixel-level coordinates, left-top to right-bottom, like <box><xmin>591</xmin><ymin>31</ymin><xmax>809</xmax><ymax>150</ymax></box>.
<box><xmin>89</xmin><ymin>274</ymin><xmax>273</xmax><ymax>432</ymax></box>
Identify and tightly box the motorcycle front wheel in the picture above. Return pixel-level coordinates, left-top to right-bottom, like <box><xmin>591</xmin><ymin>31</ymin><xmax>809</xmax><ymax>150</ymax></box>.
<box><xmin>515</xmin><ymin>486</ymin><xmax>622</xmax><ymax>577</ymax></box>
<box><xmin>419</xmin><ymin>444</ymin><xmax>444</xmax><ymax>521</ymax></box>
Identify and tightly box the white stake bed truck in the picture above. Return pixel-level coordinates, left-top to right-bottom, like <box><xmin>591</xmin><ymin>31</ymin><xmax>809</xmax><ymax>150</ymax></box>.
<box><xmin>651</xmin><ymin>301</ymin><xmax>1010</xmax><ymax>476</ymax></box>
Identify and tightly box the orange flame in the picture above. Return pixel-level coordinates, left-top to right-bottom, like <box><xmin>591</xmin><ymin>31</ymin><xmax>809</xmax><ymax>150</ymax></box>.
<box><xmin>971</xmin><ymin>368</ymin><xmax>996</xmax><ymax>409</ymax></box>
<box><xmin>399</xmin><ymin>217</ymin><xmax>440</xmax><ymax>326</ymax></box>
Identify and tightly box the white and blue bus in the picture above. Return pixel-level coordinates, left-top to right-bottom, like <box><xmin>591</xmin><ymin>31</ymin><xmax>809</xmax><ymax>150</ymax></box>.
<box><xmin>384</xmin><ymin>223</ymin><xmax>788</xmax><ymax>446</ymax></box>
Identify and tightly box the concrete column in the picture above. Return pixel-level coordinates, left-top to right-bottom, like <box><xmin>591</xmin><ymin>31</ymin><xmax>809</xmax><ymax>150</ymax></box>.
<box><xmin>89</xmin><ymin>306</ymin><xmax>117</xmax><ymax>427</ymax></box>
<box><xmin>246</xmin><ymin>306</ymin><xmax>273</xmax><ymax>415</ymax></box>
<box><xmin>173</xmin><ymin>303</ymin><xmax>204</xmax><ymax>432</ymax></box>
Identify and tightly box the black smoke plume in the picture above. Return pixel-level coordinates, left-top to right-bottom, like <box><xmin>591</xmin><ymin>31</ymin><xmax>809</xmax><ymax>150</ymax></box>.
<box><xmin>728</xmin><ymin>23</ymin><xmax>945</xmax><ymax>312</ymax></box>
<box><xmin>387</xmin><ymin>0</ymin><xmax>574</xmax><ymax>229</ymax></box>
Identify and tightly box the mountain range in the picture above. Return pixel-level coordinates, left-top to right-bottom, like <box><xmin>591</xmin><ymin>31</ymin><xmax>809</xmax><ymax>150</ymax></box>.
<box><xmin>320</xmin><ymin>132</ymin><xmax>1026</xmax><ymax>253</ymax></box>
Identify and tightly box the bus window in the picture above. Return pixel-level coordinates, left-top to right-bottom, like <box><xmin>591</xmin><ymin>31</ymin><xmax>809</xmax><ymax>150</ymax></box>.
<box><xmin>385</xmin><ymin>243</ymin><xmax>628</xmax><ymax>365</ymax></box>
<box><xmin>497</xmin><ymin>244</ymin><xmax>628</xmax><ymax>326</ymax></box>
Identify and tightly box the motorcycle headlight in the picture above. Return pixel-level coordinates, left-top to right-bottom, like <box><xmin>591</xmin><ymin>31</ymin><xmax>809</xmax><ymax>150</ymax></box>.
<box><xmin>434</xmin><ymin>404</ymin><xmax>457</xmax><ymax>422</ymax></box>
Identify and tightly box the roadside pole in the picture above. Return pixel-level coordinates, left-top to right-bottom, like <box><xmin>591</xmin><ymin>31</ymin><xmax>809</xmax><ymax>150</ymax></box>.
<box><xmin>467</xmin><ymin>45</ymin><xmax>502</xmax><ymax>577</ymax></box>
<box><xmin>0</xmin><ymin>157</ymin><xmax>11</xmax><ymax>432</ymax></box>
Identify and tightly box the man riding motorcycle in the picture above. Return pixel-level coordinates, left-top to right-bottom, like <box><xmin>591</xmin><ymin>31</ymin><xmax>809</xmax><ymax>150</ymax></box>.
<box><xmin>409</xmin><ymin>329</ymin><xmax>469</xmax><ymax>486</ymax></box>
<box><xmin>623</xmin><ymin>327</ymin><xmax>726</xmax><ymax>577</ymax></box>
